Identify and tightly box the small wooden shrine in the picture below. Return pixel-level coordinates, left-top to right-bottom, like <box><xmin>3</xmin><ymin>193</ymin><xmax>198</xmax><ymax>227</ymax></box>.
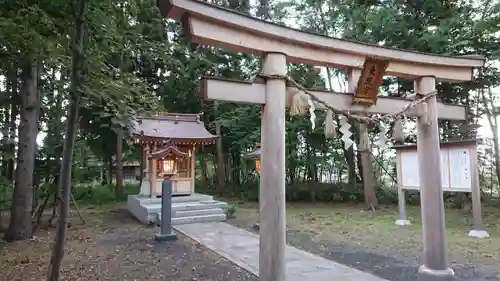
<box><xmin>132</xmin><ymin>113</ymin><xmax>217</xmax><ymax>197</ymax></box>
<box><xmin>245</xmin><ymin>145</ymin><xmax>261</xmax><ymax>173</ymax></box>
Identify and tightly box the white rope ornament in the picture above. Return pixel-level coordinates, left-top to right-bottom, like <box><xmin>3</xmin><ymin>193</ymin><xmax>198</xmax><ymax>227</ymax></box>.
<box><xmin>260</xmin><ymin>73</ymin><xmax>436</xmax><ymax>144</ymax></box>
<box><xmin>324</xmin><ymin>109</ymin><xmax>336</xmax><ymax>139</ymax></box>
<box><xmin>307</xmin><ymin>97</ymin><xmax>316</xmax><ymax>130</ymax></box>
<box><xmin>260</xmin><ymin>73</ymin><xmax>437</xmax><ymax>124</ymax></box>
<box><xmin>391</xmin><ymin>116</ymin><xmax>405</xmax><ymax>143</ymax></box>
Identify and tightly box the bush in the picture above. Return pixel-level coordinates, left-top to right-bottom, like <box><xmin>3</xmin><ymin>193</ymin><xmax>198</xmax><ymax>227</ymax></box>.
<box><xmin>72</xmin><ymin>182</ymin><xmax>140</xmax><ymax>205</ymax></box>
<box><xmin>225</xmin><ymin>204</ymin><xmax>236</xmax><ymax>218</ymax></box>
<box><xmin>194</xmin><ymin>175</ymin><xmax>430</xmax><ymax>206</ymax></box>
<box><xmin>0</xmin><ymin>178</ymin><xmax>13</xmax><ymax>212</ymax></box>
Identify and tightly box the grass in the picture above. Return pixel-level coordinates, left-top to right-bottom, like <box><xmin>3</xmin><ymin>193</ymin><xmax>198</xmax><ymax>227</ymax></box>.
<box><xmin>228</xmin><ymin>200</ymin><xmax>500</xmax><ymax>269</ymax></box>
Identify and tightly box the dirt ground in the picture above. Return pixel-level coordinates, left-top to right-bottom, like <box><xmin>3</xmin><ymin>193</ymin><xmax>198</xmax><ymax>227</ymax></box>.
<box><xmin>0</xmin><ymin>205</ymin><xmax>257</xmax><ymax>281</ymax></box>
<box><xmin>227</xmin><ymin>201</ymin><xmax>500</xmax><ymax>281</ymax></box>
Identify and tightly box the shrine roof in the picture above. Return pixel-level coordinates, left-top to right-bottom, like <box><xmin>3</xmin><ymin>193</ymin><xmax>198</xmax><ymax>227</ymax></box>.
<box><xmin>150</xmin><ymin>143</ymin><xmax>190</xmax><ymax>159</ymax></box>
<box><xmin>158</xmin><ymin>0</ymin><xmax>485</xmax><ymax>82</ymax></box>
<box><xmin>245</xmin><ymin>147</ymin><xmax>261</xmax><ymax>159</ymax></box>
<box><xmin>392</xmin><ymin>139</ymin><xmax>480</xmax><ymax>150</ymax></box>
<box><xmin>132</xmin><ymin>113</ymin><xmax>217</xmax><ymax>142</ymax></box>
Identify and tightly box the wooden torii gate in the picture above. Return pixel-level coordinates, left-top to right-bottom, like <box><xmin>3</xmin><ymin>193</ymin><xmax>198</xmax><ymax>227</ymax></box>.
<box><xmin>157</xmin><ymin>0</ymin><xmax>485</xmax><ymax>280</ymax></box>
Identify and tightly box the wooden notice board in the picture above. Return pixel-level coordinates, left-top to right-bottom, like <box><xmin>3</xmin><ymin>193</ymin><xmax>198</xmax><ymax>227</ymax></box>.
<box><xmin>394</xmin><ymin>140</ymin><xmax>477</xmax><ymax>192</ymax></box>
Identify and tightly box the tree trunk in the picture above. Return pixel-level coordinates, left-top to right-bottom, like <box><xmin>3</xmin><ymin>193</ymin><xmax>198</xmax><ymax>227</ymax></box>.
<box><xmin>6</xmin><ymin>70</ymin><xmax>19</xmax><ymax>182</ymax></box>
<box><xmin>214</xmin><ymin>102</ymin><xmax>226</xmax><ymax>196</ymax></box>
<box><xmin>231</xmin><ymin>150</ymin><xmax>241</xmax><ymax>186</ymax></box>
<box><xmin>108</xmin><ymin>155</ymin><xmax>113</xmax><ymax>185</ymax></box>
<box><xmin>4</xmin><ymin>59</ymin><xmax>39</xmax><ymax>242</ymax></box>
<box><xmin>257</xmin><ymin>0</ymin><xmax>270</xmax><ymax>19</ymax></box>
<box><xmin>306</xmin><ymin>143</ymin><xmax>318</xmax><ymax>182</ymax></box>
<box><xmin>359</xmin><ymin>122</ymin><xmax>377</xmax><ymax>210</ymax></box>
<box><xmin>199</xmin><ymin>146</ymin><xmax>210</xmax><ymax>186</ymax></box>
<box><xmin>46</xmin><ymin>0</ymin><xmax>87</xmax><ymax>279</ymax></box>
<box><xmin>2</xmin><ymin>102</ymin><xmax>10</xmax><ymax>178</ymax></box>
<box><xmin>287</xmin><ymin>131</ymin><xmax>298</xmax><ymax>184</ymax></box>
<box><xmin>482</xmin><ymin>89</ymin><xmax>500</xmax><ymax>186</ymax></box>
<box><xmin>115</xmin><ymin>131</ymin><xmax>124</xmax><ymax>197</ymax></box>
<box><xmin>344</xmin><ymin>146</ymin><xmax>357</xmax><ymax>184</ymax></box>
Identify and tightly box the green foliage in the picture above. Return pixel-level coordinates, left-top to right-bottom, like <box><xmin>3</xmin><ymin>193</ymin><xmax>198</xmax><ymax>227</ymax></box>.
<box><xmin>225</xmin><ymin>204</ymin><xmax>236</xmax><ymax>218</ymax></box>
<box><xmin>72</xmin><ymin>183</ymin><xmax>139</xmax><ymax>205</ymax></box>
<box><xmin>206</xmin><ymin>178</ymin><xmax>423</xmax><ymax>206</ymax></box>
<box><xmin>0</xmin><ymin>178</ymin><xmax>13</xmax><ymax>212</ymax></box>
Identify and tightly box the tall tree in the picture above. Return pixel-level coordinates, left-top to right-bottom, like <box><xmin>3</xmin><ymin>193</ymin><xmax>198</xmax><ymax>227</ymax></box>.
<box><xmin>4</xmin><ymin>60</ymin><xmax>39</xmax><ymax>242</ymax></box>
<box><xmin>46</xmin><ymin>0</ymin><xmax>87</xmax><ymax>278</ymax></box>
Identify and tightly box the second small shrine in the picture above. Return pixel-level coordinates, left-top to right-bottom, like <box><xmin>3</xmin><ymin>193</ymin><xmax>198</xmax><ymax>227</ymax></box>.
<box><xmin>132</xmin><ymin>113</ymin><xmax>217</xmax><ymax>197</ymax></box>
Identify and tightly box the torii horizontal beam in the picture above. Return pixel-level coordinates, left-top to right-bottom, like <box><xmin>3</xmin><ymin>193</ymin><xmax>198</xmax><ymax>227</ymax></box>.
<box><xmin>158</xmin><ymin>0</ymin><xmax>485</xmax><ymax>82</ymax></box>
<box><xmin>200</xmin><ymin>77</ymin><xmax>467</xmax><ymax>121</ymax></box>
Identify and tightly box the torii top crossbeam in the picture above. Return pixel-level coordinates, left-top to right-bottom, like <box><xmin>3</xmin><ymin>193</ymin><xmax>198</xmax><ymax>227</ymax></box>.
<box><xmin>158</xmin><ymin>0</ymin><xmax>485</xmax><ymax>82</ymax></box>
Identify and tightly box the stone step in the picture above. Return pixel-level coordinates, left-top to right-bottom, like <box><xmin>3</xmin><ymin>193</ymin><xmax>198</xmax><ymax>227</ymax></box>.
<box><xmin>132</xmin><ymin>193</ymin><xmax>214</xmax><ymax>206</ymax></box>
<box><xmin>157</xmin><ymin>213</ymin><xmax>227</xmax><ymax>226</ymax></box>
<box><xmin>172</xmin><ymin>194</ymin><xmax>214</xmax><ymax>203</ymax></box>
<box><xmin>174</xmin><ymin>208</ymin><xmax>225</xmax><ymax>218</ymax></box>
<box><xmin>174</xmin><ymin>201</ymin><xmax>228</xmax><ymax>211</ymax></box>
<box><xmin>144</xmin><ymin>201</ymin><xmax>228</xmax><ymax>214</ymax></box>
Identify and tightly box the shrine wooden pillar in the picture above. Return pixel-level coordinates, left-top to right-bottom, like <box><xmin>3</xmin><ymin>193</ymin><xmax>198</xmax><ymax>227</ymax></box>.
<box><xmin>415</xmin><ymin>76</ymin><xmax>454</xmax><ymax>279</ymax></box>
<box><xmin>143</xmin><ymin>145</ymin><xmax>149</xmax><ymax>179</ymax></box>
<box><xmin>149</xmin><ymin>155</ymin><xmax>157</xmax><ymax>198</ymax></box>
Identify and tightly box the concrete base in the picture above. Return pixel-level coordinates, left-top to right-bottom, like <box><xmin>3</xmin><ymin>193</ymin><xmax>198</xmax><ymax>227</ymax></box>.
<box><xmin>395</xmin><ymin>219</ymin><xmax>412</xmax><ymax>226</ymax></box>
<box><xmin>468</xmin><ymin>229</ymin><xmax>490</xmax><ymax>238</ymax></box>
<box><xmin>155</xmin><ymin>231</ymin><xmax>178</xmax><ymax>242</ymax></box>
<box><xmin>417</xmin><ymin>265</ymin><xmax>454</xmax><ymax>281</ymax></box>
<box><xmin>128</xmin><ymin>193</ymin><xmax>228</xmax><ymax>225</ymax></box>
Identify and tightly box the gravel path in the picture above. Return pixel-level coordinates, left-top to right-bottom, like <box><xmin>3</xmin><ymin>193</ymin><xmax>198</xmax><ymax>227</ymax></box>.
<box><xmin>0</xmin><ymin>208</ymin><xmax>257</xmax><ymax>281</ymax></box>
<box><xmin>228</xmin><ymin>217</ymin><xmax>500</xmax><ymax>281</ymax></box>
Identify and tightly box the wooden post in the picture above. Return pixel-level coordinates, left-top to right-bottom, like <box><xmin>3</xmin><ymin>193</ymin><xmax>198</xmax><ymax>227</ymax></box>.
<box><xmin>138</xmin><ymin>144</ymin><xmax>150</xmax><ymax>197</ymax></box>
<box><xmin>191</xmin><ymin>146</ymin><xmax>196</xmax><ymax>194</ymax></box>
<box><xmin>415</xmin><ymin>76</ymin><xmax>454</xmax><ymax>280</ymax></box>
<box><xmin>144</xmin><ymin>145</ymin><xmax>150</xmax><ymax>179</ymax></box>
<box><xmin>348</xmin><ymin>68</ymin><xmax>377</xmax><ymax>210</ymax></box>
<box><xmin>469</xmin><ymin>144</ymin><xmax>489</xmax><ymax>238</ymax></box>
<box><xmin>259</xmin><ymin>52</ymin><xmax>287</xmax><ymax>281</ymax></box>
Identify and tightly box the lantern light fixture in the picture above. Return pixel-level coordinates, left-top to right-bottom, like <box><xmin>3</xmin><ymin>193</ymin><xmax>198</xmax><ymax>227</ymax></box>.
<box><xmin>245</xmin><ymin>145</ymin><xmax>261</xmax><ymax>174</ymax></box>
<box><xmin>163</xmin><ymin>157</ymin><xmax>176</xmax><ymax>175</ymax></box>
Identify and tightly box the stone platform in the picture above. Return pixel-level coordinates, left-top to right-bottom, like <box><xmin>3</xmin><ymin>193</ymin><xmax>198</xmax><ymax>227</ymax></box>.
<box><xmin>127</xmin><ymin>193</ymin><xmax>228</xmax><ymax>225</ymax></box>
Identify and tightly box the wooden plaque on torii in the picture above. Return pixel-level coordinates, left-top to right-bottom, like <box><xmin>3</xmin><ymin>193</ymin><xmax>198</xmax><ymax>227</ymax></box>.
<box><xmin>352</xmin><ymin>57</ymin><xmax>389</xmax><ymax>106</ymax></box>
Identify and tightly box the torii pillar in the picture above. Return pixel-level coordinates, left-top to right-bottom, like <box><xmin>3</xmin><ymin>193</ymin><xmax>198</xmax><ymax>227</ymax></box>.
<box><xmin>259</xmin><ymin>53</ymin><xmax>287</xmax><ymax>281</ymax></box>
<box><xmin>415</xmin><ymin>76</ymin><xmax>454</xmax><ymax>280</ymax></box>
